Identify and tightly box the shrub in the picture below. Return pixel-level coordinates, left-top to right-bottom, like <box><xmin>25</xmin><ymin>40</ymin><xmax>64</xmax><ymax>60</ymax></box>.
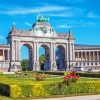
<box><xmin>35</xmin><ymin>73</ymin><xmax>50</xmax><ymax>81</ymax></box>
<box><xmin>0</xmin><ymin>83</ymin><xmax>10</xmax><ymax>96</ymax></box>
<box><xmin>10</xmin><ymin>85</ymin><xmax>23</xmax><ymax>98</ymax></box>
<box><xmin>31</xmin><ymin>84</ymin><xmax>48</xmax><ymax>96</ymax></box>
<box><xmin>77</xmin><ymin>72</ymin><xmax>100</xmax><ymax>78</ymax></box>
<box><xmin>1</xmin><ymin>81</ymin><xmax>100</xmax><ymax>98</ymax></box>
<box><xmin>63</xmin><ymin>71</ymin><xmax>80</xmax><ymax>85</ymax></box>
<box><xmin>35</xmin><ymin>73</ymin><xmax>45</xmax><ymax>81</ymax></box>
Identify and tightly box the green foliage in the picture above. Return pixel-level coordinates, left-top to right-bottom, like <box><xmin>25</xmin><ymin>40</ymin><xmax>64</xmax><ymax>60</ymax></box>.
<box><xmin>0</xmin><ymin>83</ymin><xmax>10</xmax><ymax>96</ymax></box>
<box><xmin>1</xmin><ymin>81</ymin><xmax>100</xmax><ymax>98</ymax></box>
<box><xmin>21</xmin><ymin>59</ymin><xmax>29</xmax><ymax>71</ymax></box>
<box><xmin>40</xmin><ymin>71</ymin><xmax>64</xmax><ymax>75</ymax></box>
<box><xmin>77</xmin><ymin>72</ymin><xmax>100</xmax><ymax>78</ymax></box>
<box><xmin>31</xmin><ymin>84</ymin><xmax>48</xmax><ymax>96</ymax></box>
<box><xmin>10</xmin><ymin>85</ymin><xmax>23</xmax><ymax>98</ymax></box>
<box><xmin>39</xmin><ymin>54</ymin><xmax>45</xmax><ymax>65</ymax></box>
<box><xmin>1</xmin><ymin>72</ymin><xmax>100</xmax><ymax>98</ymax></box>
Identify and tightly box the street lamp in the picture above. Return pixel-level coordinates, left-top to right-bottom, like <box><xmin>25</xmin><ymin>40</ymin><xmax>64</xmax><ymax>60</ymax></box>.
<box><xmin>68</xmin><ymin>30</ymin><xmax>71</xmax><ymax>71</ymax></box>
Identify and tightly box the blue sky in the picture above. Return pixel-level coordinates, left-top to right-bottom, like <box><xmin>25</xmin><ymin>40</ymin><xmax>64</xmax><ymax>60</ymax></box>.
<box><xmin>0</xmin><ymin>0</ymin><xmax>100</xmax><ymax>59</ymax></box>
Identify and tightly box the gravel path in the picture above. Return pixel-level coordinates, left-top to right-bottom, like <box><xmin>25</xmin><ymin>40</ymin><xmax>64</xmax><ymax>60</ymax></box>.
<box><xmin>37</xmin><ymin>95</ymin><xmax>100</xmax><ymax>100</ymax></box>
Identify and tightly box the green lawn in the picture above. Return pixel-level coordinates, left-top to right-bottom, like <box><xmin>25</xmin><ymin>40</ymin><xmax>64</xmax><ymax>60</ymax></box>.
<box><xmin>0</xmin><ymin>73</ymin><xmax>100</xmax><ymax>99</ymax></box>
<box><xmin>0</xmin><ymin>73</ymin><xmax>100</xmax><ymax>85</ymax></box>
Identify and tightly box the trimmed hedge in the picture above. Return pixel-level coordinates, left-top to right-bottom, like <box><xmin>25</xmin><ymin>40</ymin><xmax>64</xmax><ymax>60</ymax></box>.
<box><xmin>77</xmin><ymin>72</ymin><xmax>100</xmax><ymax>78</ymax></box>
<box><xmin>39</xmin><ymin>71</ymin><xmax>100</xmax><ymax>78</ymax></box>
<box><xmin>1</xmin><ymin>81</ymin><xmax>100</xmax><ymax>98</ymax></box>
<box><xmin>39</xmin><ymin>71</ymin><xmax>64</xmax><ymax>75</ymax></box>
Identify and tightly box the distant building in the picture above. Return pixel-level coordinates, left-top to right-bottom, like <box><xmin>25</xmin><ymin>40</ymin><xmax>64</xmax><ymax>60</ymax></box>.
<box><xmin>0</xmin><ymin>15</ymin><xmax>100</xmax><ymax>72</ymax></box>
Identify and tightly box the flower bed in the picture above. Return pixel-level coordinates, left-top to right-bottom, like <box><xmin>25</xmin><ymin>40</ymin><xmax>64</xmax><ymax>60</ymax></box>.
<box><xmin>0</xmin><ymin>72</ymin><xmax>100</xmax><ymax>98</ymax></box>
<box><xmin>63</xmin><ymin>71</ymin><xmax>80</xmax><ymax>85</ymax></box>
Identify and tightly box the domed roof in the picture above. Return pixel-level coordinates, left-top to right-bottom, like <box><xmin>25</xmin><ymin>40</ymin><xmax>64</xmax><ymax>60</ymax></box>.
<box><xmin>32</xmin><ymin>15</ymin><xmax>55</xmax><ymax>35</ymax></box>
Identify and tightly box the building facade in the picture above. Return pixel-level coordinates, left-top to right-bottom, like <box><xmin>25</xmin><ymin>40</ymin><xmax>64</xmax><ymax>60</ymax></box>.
<box><xmin>0</xmin><ymin>15</ymin><xmax>100</xmax><ymax>72</ymax></box>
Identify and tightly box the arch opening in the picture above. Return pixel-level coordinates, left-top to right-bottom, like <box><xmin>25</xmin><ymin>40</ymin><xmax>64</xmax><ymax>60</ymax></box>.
<box><xmin>39</xmin><ymin>44</ymin><xmax>50</xmax><ymax>71</ymax></box>
<box><xmin>20</xmin><ymin>44</ymin><xmax>33</xmax><ymax>71</ymax></box>
<box><xmin>56</xmin><ymin>45</ymin><xmax>65</xmax><ymax>71</ymax></box>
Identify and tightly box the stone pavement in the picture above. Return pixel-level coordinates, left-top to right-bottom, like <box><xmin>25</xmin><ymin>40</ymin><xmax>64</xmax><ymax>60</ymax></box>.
<box><xmin>37</xmin><ymin>95</ymin><xmax>100</xmax><ymax>100</ymax></box>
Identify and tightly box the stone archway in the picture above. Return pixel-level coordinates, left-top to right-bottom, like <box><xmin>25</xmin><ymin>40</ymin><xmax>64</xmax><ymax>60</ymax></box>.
<box><xmin>39</xmin><ymin>44</ymin><xmax>50</xmax><ymax>71</ymax></box>
<box><xmin>56</xmin><ymin>45</ymin><xmax>65</xmax><ymax>71</ymax></box>
<box><xmin>20</xmin><ymin>43</ymin><xmax>33</xmax><ymax>71</ymax></box>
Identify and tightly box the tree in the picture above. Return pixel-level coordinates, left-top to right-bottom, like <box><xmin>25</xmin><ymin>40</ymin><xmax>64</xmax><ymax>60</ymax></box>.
<box><xmin>39</xmin><ymin>54</ymin><xmax>45</xmax><ymax>65</ymax></box>
<box><xmin>21</xmin><ymin>59</ymin><xmax>29</xmax><ymax>71</ymax></box>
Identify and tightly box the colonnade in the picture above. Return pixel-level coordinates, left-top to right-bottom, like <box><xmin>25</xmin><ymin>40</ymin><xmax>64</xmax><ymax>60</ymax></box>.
<box><xmin>0</xmin><ymin>49</ymin><xmax>10</xmax><ymax>61</ymax></box>
<box><xmin>75</xmin><ymin>51</ymin><xmax>100</xmax><ymax>61</ymax></box>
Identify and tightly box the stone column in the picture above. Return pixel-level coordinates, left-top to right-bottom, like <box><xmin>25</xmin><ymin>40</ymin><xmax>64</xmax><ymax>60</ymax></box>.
<box><xmin>97</xmin><ymin>51</ymin><xmax>99</xmax><ymax>61</ymax></box>
<box><xmin>53</xmin><ymin>43</ymin><xmax>57</xmax><ymax>71</ymax></box>
<box><xmin>36</xmin><ymin>42</ymin><xmax>39</xmax><ymax>62</ymax></box>
<box><xmin>11</xmin><ymin>40</ymin><xmax>15</xmax><ymax>61</ymax></box>
<box><xmin>64</xmin><ymin>43</ymin><xmax>67</xmax><ymax>70</ymax></box>
<box><xmin>76</xmin><ymin>52</ymin><xmax>78</xmax><ymax>61</ymax></box>
<box><xmin>70</xmin><ymin>43</ymin><xmax>72</xmax><ymax>61</ymax></box>
<box><xmin>50</xmin><ymin>42</ymin><xmax>53</xmax><ymax>71</ymax></box>
<box><xmin>72</xmin><ymin>43</ymin><xmax>74</xmax><ymax>61</ymax></box>
<box><xmin>34</xmin><ymin>42</ymin><xmax>36</xmax><ymax>62</ymax></box>
<box><xmin>94</xmin><ymin>51</ymin><xmax>96</xmax><ymax>61</ymax></box>
<box><xmin>34</xmin><ymin>42</ymin><xmax>40</xmax><ymax>71</ymax></box>
<box><xmin>8</xmin><ymin>49</ymin><xmax>9</xmax><ymax>60</ymax></box>
<box><xmin>93</xmin><ymin>51</ymin><xmax>95</xmax><ymax>61</ymax></box>
<box><xmin>81</xmin><ymin>52</ymin><xmax>82</xmax><ymax>61</ymax></box>
<box><xmin>3</xmin><ymin>49</ymin><xmax>5</xmax><ymax>60</ymax></box>
<box><xmin>89</xmin><ymin>51</ymin><xmax>91</xmax><ymax>61</ymax></box>
<box><xmin>33</xmin><ymin>42</ymin><xmax>36</xmax><ymax>71</ymax></box>
<box><xmin>95</xmin><ymin>51</ymin><xmax>98</xmax><ymax>61</ymax></box>
<box><xmin>50</xmin><ymin>43</ymin><xmax>57</xmax><ymax>71</ymax></box>
<box><xmin>99</xmin><ymin>51</ymin><xmax>100</xmax><ymax>61</ymax></box>
<box><xmin>17</xmin><ymin>41</ymin><xmax>20</xmax><ymax>61</ymax></box>
<box><xmin>15</xmin><ymin>41</ymin><xmax>17</xmax><ymax>61</ymax></box>
<box><xmin>85</xmin><ymin>52</ymin><xmax>87</xmax><ymax>61</ymax></box>
<box><xmin>66</xmin><ymin>43</ymin><xmax>69</xmax><ymax>70</ymax></box>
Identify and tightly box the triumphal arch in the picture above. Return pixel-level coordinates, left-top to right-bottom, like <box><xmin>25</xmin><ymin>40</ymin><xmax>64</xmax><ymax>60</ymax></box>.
<box><xmin>7</xmin><ymin>15</ymin><xmax>74</xmax><ymax>71</ymax></box>
<box><xmin>0</xmin><ymin>15</ymin><xmax>100</xmax><ymax>72</ymax></box>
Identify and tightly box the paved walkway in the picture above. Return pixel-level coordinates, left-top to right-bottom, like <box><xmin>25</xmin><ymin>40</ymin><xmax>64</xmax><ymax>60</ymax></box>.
<box><xmin>37</xmin><ymin>95</ymin><xmax>100</xmax><ymax>100</ymax></box>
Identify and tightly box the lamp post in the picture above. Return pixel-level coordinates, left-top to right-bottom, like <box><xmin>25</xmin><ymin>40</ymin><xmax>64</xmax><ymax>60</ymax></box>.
<box><xmin>68</xmin><ymin>30</ymin><xmax>71</xmax><ymax>71</ymax></box>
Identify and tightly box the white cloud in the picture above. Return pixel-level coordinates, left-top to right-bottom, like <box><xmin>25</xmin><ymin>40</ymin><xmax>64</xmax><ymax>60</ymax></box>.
<box><xmin>48</xmin><ymin>13</ymin><xmax>74</xmax><ymax>17</ymax></box>
<box><xmin>0</xmin><ymin>5</ymin><xmax>84</xmax><ymax>18</ymax></box>
<box><xmin>25</xmin><ymin>22</ymin><xmax>32</xmax><ymax>27</ymax></box>
<box><xmin>82</xmin><ymin>22</ymin><xmax>95</xmax><ymax>26</ymax></box>
<box><xmin>0</xmin><ymin>5</ymin><xmax>66</xmax><ymax>15</ymax></box>
<box><xmin>87</xmin><ymin>12</ymin><xmax>99</xmax><ymax>18</ymax></box>
<box><xmin>65</xmin><ymin>0</ymin><xmax>84</xmax><ymax>3</ymax></box>
<box><xmin>58</xmin><ymin>20</ymin><xmax>96</xmax><ymax>29</ymax></box>
<box><xmin>47</xmin><ymin>7</ymin><xmax>84</xmax><ymax>18</ymax></box>
<box><xmin>58</xmin><ymin>25</ymin><xmax>73</xmax><ymax>29</ymax></box>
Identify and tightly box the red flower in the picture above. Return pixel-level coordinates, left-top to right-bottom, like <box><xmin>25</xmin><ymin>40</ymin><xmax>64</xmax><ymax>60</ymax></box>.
<box><xmin>77</xmin><ymin>75</ymin><xmax>80</xmax><ymax>78</ymax></box>
<box><xmin>64</xmin><ymin>76</ymin><xmax>68</xmax><ymax>79</ymax></box>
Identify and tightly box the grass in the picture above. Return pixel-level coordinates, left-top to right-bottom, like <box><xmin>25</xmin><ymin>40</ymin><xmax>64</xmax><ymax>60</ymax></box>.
<box><xmin>0</xmin><ymin>73</ymin><xmax>100</xmax><ymax>85</ymax></box>
<box><xmin>0</xmin><ymin>73</ymin><xmax>100</xmax><ymax>99</ymax></box>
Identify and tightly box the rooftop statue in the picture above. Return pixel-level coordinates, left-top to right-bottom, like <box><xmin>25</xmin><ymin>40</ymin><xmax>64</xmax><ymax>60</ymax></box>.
<box><xmin>37</xmin><ymin>15</ymin><xmax>49</xmax><ymax>22</ymax></box>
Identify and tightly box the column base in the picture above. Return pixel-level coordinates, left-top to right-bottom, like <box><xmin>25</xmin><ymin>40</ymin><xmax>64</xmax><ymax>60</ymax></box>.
<box><xmin>10</xmin><ymin>61</ymin><xmax>22</xmax><ymax>72</ymax></box>
<box><xmin>33</xmin><ymin>61</ymin><xmax>40</xmax><ymax>71</ymax></box>
<box><xmin>50</xmin><ymin>61</ymin><xmax>57</xmax><ymax>71</ymax></box>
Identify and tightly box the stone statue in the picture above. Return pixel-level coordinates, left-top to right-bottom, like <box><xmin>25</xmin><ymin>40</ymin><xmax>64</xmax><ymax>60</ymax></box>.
<box><xmin>52</xmin><ymin>62</ymin><xmax>57</xmax><ymax>71</ymax></box>
<box><xmin>37</xmin><ymin>15</ymin><xmax>49</xmax><ymax>22</ymax></box>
